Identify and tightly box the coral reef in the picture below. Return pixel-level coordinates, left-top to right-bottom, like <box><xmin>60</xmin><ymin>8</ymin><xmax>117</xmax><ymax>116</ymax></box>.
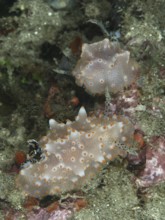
<box><xmin>0</xmin><ymin>0</ymin><xmax>165</xmax><ymax>219</ymax></box>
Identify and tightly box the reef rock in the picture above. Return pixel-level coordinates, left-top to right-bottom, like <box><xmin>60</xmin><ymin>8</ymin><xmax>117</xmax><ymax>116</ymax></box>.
<box><xmin>136</xmin><ymin>136</ymin><xmax>165</xmax><ymax>188</ymax></box>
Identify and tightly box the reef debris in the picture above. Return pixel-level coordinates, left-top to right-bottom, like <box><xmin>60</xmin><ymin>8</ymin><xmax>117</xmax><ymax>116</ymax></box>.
<box><xmin>136</xmin><ymin>136</ymin><xmax>165</xmax><ymax>188</ymax></box>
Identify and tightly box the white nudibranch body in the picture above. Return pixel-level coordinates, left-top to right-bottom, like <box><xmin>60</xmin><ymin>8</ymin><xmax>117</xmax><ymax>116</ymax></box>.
<box><xmin>72</xmin><ymin>38</ymin><xmax>139</xmax><ymax>95</ymax></box>
<box><xmin>17</xmin><ymin>107</ymin><xmax>134</xmax><ymax>198</ymax></box>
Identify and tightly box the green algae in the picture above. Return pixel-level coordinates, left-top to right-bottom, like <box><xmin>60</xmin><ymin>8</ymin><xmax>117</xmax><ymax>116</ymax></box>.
<box><xmin>0</xmin><ymin>172</ymin><xmax>25</xmax><ymax>210</ymax></box>
<box><xmin>74</xmin><ymin>164</ymin><xmax>139</xmax><ymax>220</ymax></box>
<box><xmin>141</xmin><ymin>183</ymin><xmax>165</xmax><ymax>220</ymax></box>
<box><xmin>74</xmin><ymin>166</ymin><xmax>165</xmax><ymax>220</ymax></box>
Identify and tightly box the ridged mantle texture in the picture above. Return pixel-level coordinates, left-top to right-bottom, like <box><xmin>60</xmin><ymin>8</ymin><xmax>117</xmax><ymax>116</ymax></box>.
<box><xmin>72</xmin><ymin>38</ymin><xmax>139</xmax><ymax>95</ymax></box>
<box><xmin>17</xmin><ymin>107</ymin><xmax>134</xmax><ymax>198</ymax></box>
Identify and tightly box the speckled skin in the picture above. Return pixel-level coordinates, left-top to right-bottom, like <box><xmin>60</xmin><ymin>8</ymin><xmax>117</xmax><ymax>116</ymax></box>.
<box><xmin>17</xmin><ymin>107</ymin><xmax>134</xmax><ymax>198</ymax></box>
<box><xmin>72</xmin><ymin>38</ymin><xmax>139</xmax><ymax>95</ymax></box>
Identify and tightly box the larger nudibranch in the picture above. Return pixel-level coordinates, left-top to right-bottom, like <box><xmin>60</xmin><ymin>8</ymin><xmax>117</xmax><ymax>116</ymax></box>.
<box><xmin>17</xmin><ymin>107</ymin><xmax>134</xmax><ymax>198</ymax></box>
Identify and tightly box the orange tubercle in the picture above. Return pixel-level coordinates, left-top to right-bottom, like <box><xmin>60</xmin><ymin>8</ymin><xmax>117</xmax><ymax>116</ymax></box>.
<box><xmin>23</xmin><ymin>196</ymin><xmax>39</xmax><ymax>211</ymax></box>
<box><xmin>15</xmin><ymin>151</ymin><xmax>26</xmax><ymax>166</ymax></box>
<box><xmin>46</xmin><ymin>201</ymin><xmax>59</xmax><ymax>213</ymax></box>
<box><xmin>74</xmin><ymin>198</ymin><xmax>88</xmax><ymax>211</ymax></box>
<box><xmin>70</xmin><ymin>96</ymin><xmax>80</xmax><ymax>107</ymax></box>
<box><xmin>69</xmin><ymin>36</ymin><xmax>83</xmax><ymax>55</ymax></box>
<box><xmin>134</xmin><ymin>132</ymin><xmax>145</xmax><ymax>148</ymax></box>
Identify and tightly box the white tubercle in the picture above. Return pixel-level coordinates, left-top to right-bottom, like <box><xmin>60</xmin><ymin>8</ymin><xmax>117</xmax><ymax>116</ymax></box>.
<box><xmin>96</xmin><ymin>155</ymin><xmax>105</xmax><ymax>163</ymax></box>
<box><xmin>77</xmin><ymin>106</ymin><xmax>87</xmax><ymax>122</ymax></box>
<box><xmin>49</xmin><ymin>119</ymin><xmax>58</xmax><ymax>129</ymax></box>
<box><xmin>77</xmin><ymin>170</ymin><xmax>85</xmax><ymax>177</ymax></box>
<box><xmin>69</xmin><ymin>130</ymin><xmax>80</xmax><ymax>140</ymax></box>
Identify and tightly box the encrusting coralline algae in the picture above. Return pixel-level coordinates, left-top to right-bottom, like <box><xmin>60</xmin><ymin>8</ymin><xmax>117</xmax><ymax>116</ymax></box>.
<box><xmin>17</xmin><ymin>39</ymin><xmax>139</xmax><ymax>198</ymax></box>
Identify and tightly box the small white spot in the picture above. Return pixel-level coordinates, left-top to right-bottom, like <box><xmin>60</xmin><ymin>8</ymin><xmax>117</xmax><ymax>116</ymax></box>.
<box><xmin>97</xmin><ymin>155</ymin><xmax>104</xmax><ymax>162</ymax></box>
<box><xmin>86</xmin><ymin>118</ymin><xmax>91</xmax><ymax>123</ymax></box>
<box><xmin>56</xmin><ymin>154</ymin><xmax>62</xmax><ymax>161</ymax></box>
<box><xmin>124</xmin><ymin>75</ymin><xmax>128</xmax><ymax>82</ymax></box>
<box><xmin>55</xmin><ymin>176</ymin><xmax>62</xmax><ymax>181</ymax></box>
<box><xmin>82</xmin><ymin>151</ymin><xmax>88</xmax><ymax>157</ymax></box>
<box><xmin>91</xmin><ymin>123</ymin><xmax>96</xmax><ymax>128</ymax></box>
<box><xmin>109</xmin><ymin>63</ymin><xmax>114</xmax><ymax>68</ymax></box>
<box><xmin>100</xmin><ymin>126</ymin><xmax>107</xmax><ymax>131</ymax></box>
<box><xmin>98</xmin><ymin>136</ymin><xmax>103</xmax><ymax>141</ymax></box>
<box><xmin>43</xmin><ymin>175</ymin><xmax>50</xmax><ymax>181</ymax></box>
<box><xmin>70</xmin><ymin>130</ymin><xmax>79</xmax><ymax>140</ymax></box>
<box><xmin>132</xmin><ymin>66</ymin><xmax>135</xmax><ymax>71</ymax></box>
<box><xmin>99</xmin><ymin>143</ymin><xmax>104</xmax><ymax>148</ymax></box>
<box><xmin>85</xmin><ymin>133</ymin><xmax>92</xmax><ymax>139</ymax></box>
<box><xmin>52</xmin><ymin>167</ymin><xmax>57</xmax><ymax>172</ymax></box>
<box><xmin>66</xmin><ymin>167</ymin><xmax>72</xmax><ymax>171</ymax></box>
<box><xmin>58</xmin><ymin>163</ymin><xmax>64</xmax><ymax>169</ymax></box>
<box><xmin>109</xmin><ymin>145</ymin><xmax>115</xmax><ymax>150</ymax></box>
<box><xmin>59</xmin><ymin>139</ymin><xmax>66</xmax><ymax>144</ymax></box>
<box><xmin>119</xmin><ymin>128</ymin><xmax>123</xmax><ymax>133</ymax></box>
<box><xmin>99</xmin><ymin>79</ymin><xmax>104</xmax><ymax>84</ymax></box>
<box><xmin>106</xmin><ymin>154</ymin><xmax>112</xmax><ymax>159</ymax></box>
<box><xmin>71</xmin><ymin>176</ymin><xmax>78</xmax><ymax>183</ymax></box>
<box><xmin>79</xmin><ymin>144</ymin><xmax>84</xmax><ymax>150</ymax></box>
<box><xmin>48</xmin><ymin>12</ymin><xmax>52</xmax><ymax>16</ymax></box>
<box><xmin>122</xmin><ymin>136</ymin><xmax>126</xmax><ymax>141</ymax></box>
<box><xmin>59</xmin><ymin>123</ymin><xmax>65</xmax><ymax>128</ymax></box>
<box><xmin>71</xmin><ymin>146</ymin><xmax>76</xmax><ymax>151</ymax></box>
<box><xmin>88</xmin><ymin>81</ymin><xmax>94</xmax><ymax>86</ymax></box>
<box><xmin>98</xmin><ymin>58</ymin><xmax>102</xmax><ymax>63</ymax></box>
<box><xmin>80</xmin><ymin>157</ymin><xmax>84</xmax><ymax>163</ymax></box>
<box><xmin>78</xmin><ymin>106</ymin><xmax>87</xmax><ymax>119</ymax></box>
<box><xmin>49</xmin><ymin>119</ymin><xmax>58</xmax><ymax>129</ymax></box>
<box><xmin>78</xmin><ymin>170</ymin><xmax>85</xmax><ymax>177</ymax></box>
<box><xmin>89</xmin><ymin>153</ymin><xmax>94</xmax><ymax>158</ymax></box>
<box><xmin>71</xmin><ymin>157</ymin><xmax>76</xmax><ymax>162</ymax></box>
<box><xmin>35</xmin><ymin>181</ymin><xmax>41</xmax><ymax>186</ymax></box>
<box><xmin>44</xmin><ymin>164</ymin><xmax>48</xmax><ymax>169</ymax></box>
